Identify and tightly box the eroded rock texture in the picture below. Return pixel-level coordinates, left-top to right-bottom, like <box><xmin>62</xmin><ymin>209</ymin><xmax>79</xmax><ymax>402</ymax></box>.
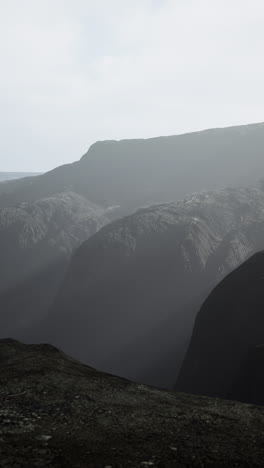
<box><xmin>0</xmin><ymin>192</ymin><xmax>109</xmax><ymax>338</ymax></box>
<box><xmin>43</xmin><ymin>186</ymin><xmax>264</xmax><ymax>388</ymax></box>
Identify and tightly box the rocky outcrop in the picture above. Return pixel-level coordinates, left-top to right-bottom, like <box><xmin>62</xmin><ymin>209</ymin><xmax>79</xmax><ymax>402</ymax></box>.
<box><xmin>42</xmin><ymin>186</ymin><xmax>264</xmax><ymax>389</ymax></box>
<box><xmin>1</xmin><ymin>122</ymin><xmax>264</xmax><ymax>214</ymax></box>
<box><xmin>0</xmin><ymin>338</ymin><xmax>263</xmax><ymax>467</ymax></box>
<box><xmin>176</xmin><ymin>252</ymin><xmax>264</xmax><ymax>404</ymax></box>
<box><xmin>0</xmin><ymin>192</ymin><xmax>109</xmax><ymax>338</ymax></box>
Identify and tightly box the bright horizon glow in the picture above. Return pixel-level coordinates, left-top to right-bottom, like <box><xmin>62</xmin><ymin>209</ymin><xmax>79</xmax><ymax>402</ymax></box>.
<box><xmin>1</xmin><ymin>0</ymin><xmax>264</xmax><ymax>171</ymax></box>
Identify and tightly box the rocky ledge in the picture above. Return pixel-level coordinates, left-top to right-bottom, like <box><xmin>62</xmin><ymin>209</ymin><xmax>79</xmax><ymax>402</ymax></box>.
<box><xmin>0</xmin><ymin>339</ymin><xmax>263</xmax><ymax>467</ymax></box>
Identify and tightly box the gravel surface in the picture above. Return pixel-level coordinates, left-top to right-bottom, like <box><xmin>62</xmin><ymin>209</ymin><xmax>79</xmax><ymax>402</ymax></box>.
<box><xmin>0</xmin><ymin>339</ymin><xmax>263</xmax><ymax>467</ymax></box>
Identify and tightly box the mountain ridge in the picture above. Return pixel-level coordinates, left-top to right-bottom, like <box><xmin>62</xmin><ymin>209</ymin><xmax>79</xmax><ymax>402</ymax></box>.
<box><xmin>1</xmin><ymin>122</ymin><xmax>264</xmax><ymax>214</ymax></box>
<box><xmin>39</xmin><ymin>185</ymin><xmax>264</xmax><ymax>389</ymax></box>
<box><xmin>0</xmin><ymin>192</ymin><xmax>110</xmax><ymax>339</ymax></box>
<box><xmin>81</xmin><ymin>121</ymin><xmax>264</xmax><ymax>152</ymax></box>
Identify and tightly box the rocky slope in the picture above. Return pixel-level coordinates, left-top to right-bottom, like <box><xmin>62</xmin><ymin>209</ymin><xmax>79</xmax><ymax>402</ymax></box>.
<box><xmin>176</xmin><ymin>251</ymin><xmax>264</xmax><ymax>405</ymax></box>
<box><xmin>0</xmin><ymin>192</ymin><xmax>109</xmax><ymax>338</ymax></box>
<box><xmin>0</xmin><ymin>339</ymin><xmax>263</xmax><ymax>467</ymax></box>
<box><xmin>41</xmin><ymin>185</ymin><xmax>264</xmax><ymax>389</ymax></box>
<box><xmin>1</xmin><ymin>122</ymin><xmax>264</xmax><ymax>214</ymax></box>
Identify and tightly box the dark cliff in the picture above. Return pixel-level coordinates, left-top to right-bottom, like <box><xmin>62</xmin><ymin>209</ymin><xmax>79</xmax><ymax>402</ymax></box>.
<box><xmin>177</xmin><ymin>251</ymin><xmax>264</xmax><ymax>404</ymax></box>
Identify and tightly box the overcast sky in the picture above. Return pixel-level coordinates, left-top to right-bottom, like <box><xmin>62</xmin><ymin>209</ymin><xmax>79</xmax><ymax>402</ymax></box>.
<box><xmin>1</xmin><ymin>0</ymin><xmax>264</xmax><ymax>171</ymax></box>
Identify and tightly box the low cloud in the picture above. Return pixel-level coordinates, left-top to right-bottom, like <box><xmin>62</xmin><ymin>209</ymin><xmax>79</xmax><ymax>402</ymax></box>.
<box><xmin>1</xmin><ymin>0</ymin><xmax>264</xmax><ymax>170</ymax></box>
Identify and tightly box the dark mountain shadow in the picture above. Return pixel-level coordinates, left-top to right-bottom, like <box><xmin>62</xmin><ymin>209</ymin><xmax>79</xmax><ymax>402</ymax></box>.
<box><xmin>176</xmin><ymin>251</ymin><xmax>264</xmax><ymax>405</ymax></box>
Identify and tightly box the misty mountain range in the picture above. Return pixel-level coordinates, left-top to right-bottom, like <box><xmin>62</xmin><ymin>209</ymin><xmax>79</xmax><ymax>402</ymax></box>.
<box><xmin>0</xmin><ymin>192</ymin><xmax>109</xmax><ymax>337</ymax></box>
<box><xmin>1</xmin><ymin>122</ymin><xmax>264</xmax><ymax>214</ymax></box>
<box><xmin>1</xmin><ymin>123</ymin><xmax>264</xmax><ymax>405</ymax></box>
<box><xmin>0</xmin><ymin>172</ymin><xmax>40</xmax><ymax>182</ymax></box>
<box><xmin>37</xmin><ymin>185</ymin><xmax>264</xmax><ymax>388</ymax></box>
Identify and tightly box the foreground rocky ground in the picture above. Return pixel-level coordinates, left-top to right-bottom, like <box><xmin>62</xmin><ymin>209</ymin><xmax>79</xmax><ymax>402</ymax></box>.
<box><xmin>0</xmin><ymin>339</ymin><xmax>263</xmax><ymax>467</ymax></box>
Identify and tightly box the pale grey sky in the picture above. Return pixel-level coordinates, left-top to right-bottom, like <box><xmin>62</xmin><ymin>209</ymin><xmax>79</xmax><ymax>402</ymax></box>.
<box><xmin>1</xmin><ymin>0</ymin><xmax>264</xmax><ymax>171</ymax></box>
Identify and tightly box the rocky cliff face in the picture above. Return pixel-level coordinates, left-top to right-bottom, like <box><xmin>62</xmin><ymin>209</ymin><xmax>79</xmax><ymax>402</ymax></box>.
<box><xmin>41</xmin><ymin>186</ymin><xmax>264</xmax><ymax>389</ymax></box>
<box><xmin>0</xmin><ymin>192</ymin><xmax>109</xmax><ymax>338</ymax></box>
<box><xmin>1</xmin><ymin>122</ymin><xmax>264</xmax><ymax>214</ymax></box>
<box><xmin>0</xmin><ymin>339</ymin><xmax>263</xmax><ymax>467</ymax></box>
<box><xmin>176</xmin><ymin>251</ymin><xmax>264</xmax><ymax>404</ymax></box>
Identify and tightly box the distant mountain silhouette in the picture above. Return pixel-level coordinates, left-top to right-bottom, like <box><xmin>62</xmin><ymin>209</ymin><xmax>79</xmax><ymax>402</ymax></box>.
<box><xmin>176</xmin><ymin>251</ymin><xmax>264</xmax><ymax>405</ymax></box>
<box><xmin>1</xmin><ymin>123</ymin><xmax>264</xmax><ymax>215</ymax></box>
<box><xmin>0</xmin><ymin>172</ymin><xmax>40</xmax><ymax>182</ymax></box>
<box><xmin>38</xmin><ymin>186</ymin><xmax>264</xmax><ymax>389</ymax></box>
